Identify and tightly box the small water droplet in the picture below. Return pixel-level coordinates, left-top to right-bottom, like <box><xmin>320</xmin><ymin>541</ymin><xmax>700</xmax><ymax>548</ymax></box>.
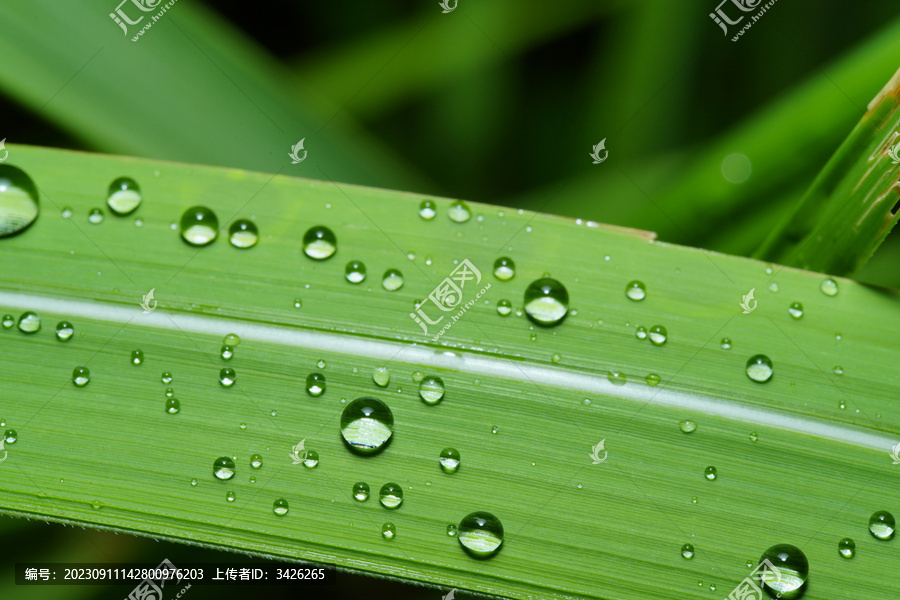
<box><xmin>439</xmin><ymin>447</ymin><xmax>460</xmax><ymax>473</ymax></box>
<box><xmin>381</xmin><ymin>522</ymin><xmax>396</xmax><ymax>539</ymax></box>
<box><xmin>838</xmin><ymin>538</ymin><xmax>855</xmax><ymax>558</ymax></box>
<box><xmin>55</xmin><ymin>321</ymin><xmax>74</xmax><ymax>341</ymax></box>
<box><xmin>492</xmin><ymin>299</ymin><xmax>512</xmax><ymax>317</ymax></box>
<box><xmin>180</xmin><ymin>206</ymin><xmax>218</xmax><ymax>246</ymax></box>
<box><xmin>635</xmin><ymin>325</ymin><xmax>647</xmax><ymax>340</ymax></box>
<box><xmin>165</xmin><ymin>388</ymin><xmax>174</xmax><ymax>398</ymax></box>
<box><xmin>493</xmin><ymin>257</ymin><xmax>515</xmax><ymax>281</ymax></box>
<box><xmin>679</xmin><ymin>420</ymin><xmax>697</xmax><ymax>433</ymax></box>
<box><xmin>458</xmin><ymin>511</ymin><xmax>504</xmax><ymax>557</ymax></box>
<box><xmin>524</xmin><ymin>277</ymin><xmax>569</xmax><ymax>326</ymax></box>
<box><xmin>768</xmin><ymin>282</ymin><xmax>779</xmax><ymax>293</ymax></box>
<box><xmin>551</xmin><ymin>353</ymin><xmax>561</xmax><ymax>364</ymax></box>
<box><xmin>681</xmin><ymin>543</ymin><xmax>695</xmax><ymax>559</ymax></box>
<box><xmin>134</xmin><ymin>217</ymin><xmax>143</xmax><ymax>227</ymax></box>
<box><xmin>270</xmin><ymin>409</ymin><xmax>277</xmax><ymax>416</ymax></box>
<box><xmin>379</xmin><ymin>483</ymin><xmax>403</xmax><ymax>508</ymax></box>
<box><xmin>372</xmin><ymin>366</ymin><xmax>391</xmax><ymax>387</ymax></box>
<box><xmin>219</xmin><ymin>367</ymin><xmax>236</xmax><ymax>387</ymax></box>
<box><xmin>869</xmin><ymin>510</ymin><xmax>895</xmax><ymax>540</ymax></box>
<box><xmin>704</xmin><ymin>466</ymin><xmax>717</xmax><ymax>480</ymax></box>
<box><xmin>648</xmin><ymin>325</ymin><xmax>667</xmax><ymax>346</ymax></box>
<box><xmin>213</xmin><ymin>457</ymin><xmax>236</xmax><ymax>480</ymax></box>
<box><xmin>646</xmin><ymin>373</ymin><xmax>661</xmax><ymax>386</ymax></box>
<box><xmin>165</xmin><ymin>398</ymin><xmax>180</xmax><ymax>414</ymax></box>
<box><xmin>87</xmin><ymin>208</ymin><xmax>105</xmax><ymax>224</ymax></box>
<box><xmin>833</xmin><ymin>366</ymin><xmax>843</xmax><ymax>375</ymax></box>
<box><xmin>161</xmin><ymin>372</ymin><xmax>173</xmax><ymax>384</ymax></box>
<box><xmin>17</xmin><ymin>311</ymin><xmax>41</xmax><ymax>333</ymax></box>
<box><xmin>131</xmin><ymin>349</ymin><xmax>144</xmax><ymax>365</ymax></box>
<box><xmin>226</xmin><ymin>491</ymin><xmax>235</xmax><ymax>502</ymax></box>
<box><xmin>446</xmin><ymin>524</ymin><xmax>459</xmax><ymax>536</ymax></box>
<box><xmin>746</xmin><ymin>354</ymin><xmax>773</xmax><ymax>382</ymax></box>
<box><xmin>691</xmin><ymin>497</ymin><xmax>698</xmax><ymax>504</ymax></box>
<box><xmin>749</xmin><ymin>432</ymin><xmax>759</xmax><ymax>442</ymax></box>
<box><xmin>345</xmin><ymin>260</ymin><xmax>367</xmax><ymax>283</ymax></box>
<box><xmin>303</xmin><ymin>225</ymin><xmax>337</xmax><ymax>260</ymax></box>
<box><xmin>411</xmin><ymin>371</ymin><xmax>425</xmax><ymax>383</ymax></box>
<box><xmin>340</xmin><ymin>397</ymin><xmax>394</xmax><ymax>454</ymax></box>
<box><xmin>106</xmin><ymin>177</ymin><xmax>142</xmax><ymax>215</ymax></box>
<box><xmin>720</xmin><ymin>337</ymin><xmax>732</xmax><ymax>350</ymax></box>
<box><xmin>757</xmin><ymin>544</ymin><xmax>809</xmax><ymax>598</ymax></box>
<box><xmin>4</xmin><ymin>429</ymin><xmax>18</xmax><ymax>444</ymax></box>
<box><xmin>353</xmin><ymin>482</ymin><xmax>370</xmax><ymax>501</ymax></box>
<box><xmin>190</xmin><ymin>478</ymin><xmax>198</xmax><ymax>487</ymax></box>
<box><xmin>418</xmin><ymin>376</ymin><xmax>445</xmax><ymax>405</ymax></box>
<box><xmin>381</xmin><ymin>269</ymin><xmax>404</xmax><ymax>291</ymax></box>
<box><xmin>625</xmin><ymin>280</ymin><xmax>646</xmax><ymax>301</ymax></box>
<box><xmin>273</xmin><ymin>498</ymin><xmax>289</xmax><ymax>516</ymax></box>
<box><xmin>607</xmin><ymin>370</ymin><xmax>626</xmax><ymax>386</ymax></box>
<box><xmin>223</xmin><ymin>333</ymin><xmax>240</xmax><ymax>346</ymax></box>
<box><xmin>491</xmin><ymin>425</ymin><xmax>499</xmax><ymax>434</ymax></box>
<box><xmin>228</xmin><ymin>218</ymin><xmax>258</xmax><ymax>248</ymax></box>
<box><xmin>248</xmin><ymin>454</ymin><xmax>263</xmax><ymax>469</ymax></box>
<box><xmin>820</xmin><ymin>278</ymin><xmax>838</xmax><ymax>296</ymax></box>
<box><xmin>249</xmin><ymin>476</ymin><xmax>256</xmax><ymax>483</ymax></box>
<box><xmin>839</xmin><ymin>401</ymin><xmax>846</xmax><ymax>410</ymax></box>
<box><xmin>61</xmin><ymin>206</ymin><xmax>72</xmax><ymax>218</ymax></box>
<box><xmin>418</xmin><ymin>200</ymin><xmax>436</xmax><ymax>220</ymax></box>
<box><xmin>1</xmin><ymin>314</ymin><xmax>14</xmax><ymax>329</ymax></box>
<box><xmin>788</xmin><ymin>302</ymin><xmax>804</xmax><ymax>319</ymax></box>
<box><xmin>303</xmin><ymin>450</ymin><xmax>319</xmax><ymax>468</ymax></box>
<box><xmin>72</xmin><ymin>366</ymin><xmax>90</xmax><ymax>387</ymax></box>
<box><xmin>306</xmin><ymin>372</ymin><xmax>326</xmax><ymax>396</ymax></box>
<box><xmin>316</xmin><ymin>359</ymin><xmax>326</xmax><ymax>369</ymax></box>
<box><xmin>448</xmin><ymin>201</ymin><xmax>471</xmax><ymax>223</ymax></box>
<box><xmin>582</xmin><ymin>398</ymin><xmax>592</xmax><ymax>406</ymax></box>
<box><xmin>220</xmin><ymin>345</ymin><xmax>234</xmax><ymax>360</ymax></box>
<box><xmin>238</xmin><ymin>422</ymin><xmax>246</xmax><ymax>430</ymax></box>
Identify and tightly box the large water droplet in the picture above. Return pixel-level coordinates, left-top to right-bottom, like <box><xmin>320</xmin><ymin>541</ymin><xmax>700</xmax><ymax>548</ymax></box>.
<box><xmin>679</xmin><ymin>420</ymin><xmax>696</xmax><ymax>433</ymax></box>
<box><xmin>88</xmin><ymin>208</ymin><xmax>104</xmax><ymax>224</ymax></box>
<box><xmin>838</xmin><ymin>538</ymin><xmax>855</xmax><ymax>558</ymax></box>
<box><xmin>130</xmin><ymin>349</ymin><xmax>144</xmax><ymax>365</ymax></box>
<box><xmin>681</xmin><ymin>543</ymin><xmax>695</xmax><ymax>559</ymax></box>
<box><xmin>704</xmin><ymin>466</ymin><xmax>717</xmax><ymax>480</ymax></box>
<box><xmin>448</xmin><ymin>201</ymin><xmax>471</xmax><ymax>223</ymax></box>
<box><xmin>213</xmin><ymin>457</ymin><xmax>235</xmax><ymax>480</ymax></box>
<box><xmin>55</xmin><ymin>321</ymin><xmax>74</xmax><ymax>341</ymax></box>
<box><xmin>381</xmin><ymin>522</ymin><xmax>396</xmax><ymax>539</ymax></box>
<box><xmin>788</xmin><ymin>302</ymin><xmax>804</xmax><ymax>319</ymax></box>
<box><xmin>17</xmin><ymin>311</ymin><xmax>41</xmax><ymax>333</ymax></box>
<box><xmin>820</xmin><ymin>278</ymin><xmax>838</xmax><ymax>296</ymax></box>
<box><xmin>106</xmin><ymin>177</ymin><xmax>142</xmax><ymax>215</ymax></box>
<box><xmin>381</xmin><ymin>269</ymin><xmax>404</xmax><ymax>291</ymax></box>
<box><xmin>869</xmin><ymin>510</ymin><xmax>895</xmax><ymax>540</ymax></box>
<box><xmin>273</xmin><ymin>498</ymin><xmax>289</xmax><ymax>516</ymax></box>
<box><xmin>219</xmin><ymin>368</ymin><xmax>236</xmax><ymax>387</ymax></box>
<box><xmin>345</xmin><ymin>260</ymin><xmax>366</xmax><ymax>283</ymax></box>
<box><xmin>72</xmin><ymin>366</ymin><xmax>90</xmax><ymax>387</ymax></box>
<box><xmin>303</xmin><ymin>225</ymin><xmax>337</xmax><ymax>259</ymax></box>
<box><xmin>180</xmin><ymin>206</ymin><xmax>218</xmax><ymax>246</ymax></box>
<box><xmin>379</xmin><ymin>482</ymin><xmax>403</xmax><ymax>508</ymax></box>
<box><xmin>648</xmin><ymin>325</ymin><xmax>667</xmax><ymax>346</ymax></box>
<box><xmin>418</xmin><ymin>376</ymin><xmax>445</xmax><ymax>405</ymax></box>
<box><xmin>496</xmin><ymin>299</ymin><xmax>512</xmax><ymax>316</ymax></box>
<box><xmin>439</xmin><ymin>447</ymin><xmax>460</xmax><ymax>473</ymax></box>
<box><xmin>228</xmin><ymin>219</ymin><xmax>258</xmax><ymax>248</ymax></box>
<box><xmin>418</xmin><ymin>200</ymin><xmax>436</xmax><ymax>220</ymax></box>
<box><xmin>165</xmin><ymin>398</ymin><xmax>180</xmax><ymax>414</ymax></box>
<box><xmin>458</xmin><ymin>511</ymin><xmax>504</xmax><ymax>557</ymax></box>
<box><xmin>757</xmin><ymin>544</ymin><xmax>809</xmax><ymax>599</ymax></box>
<box><xmin>372</xmin><ymin>366</ymin><xmax>391</xmax><ymax>387</ymax></box>
<box><xmin>625</xmin><ymin>280</ymin><xmax>646</xmax><ymax>301</ymax></box>
<box><xmin>340</xmin><ymin>397</ymin><xmax>394</xmax><ymax>454</ymax></box>
<box><xmin>0</xmin><ymin>165</ymin><xmax>39</xmax><ymax>236</ymax></box>
<box><xmin>523</xmin><ymin>277</ymin><xmax>569</xmax><ymax>326</ymax></box>
<box><xmin>493</xmin><ymin>257</ymin><xmax>515</xmax><ymax>281</ymax></box>
<box><xmin>306</xmin><ymin>372</ymin><xmax>326</xmax><ymax>397</ymax></box>
<box><xmin>746</xmin><ymin>354</ymin><xmax>773</xmax><ymax>382</ymax></box>
<box><xmin>353</xmin><ymin>482</ymin><xmax>370</xmax><ymax>501</ymax></box>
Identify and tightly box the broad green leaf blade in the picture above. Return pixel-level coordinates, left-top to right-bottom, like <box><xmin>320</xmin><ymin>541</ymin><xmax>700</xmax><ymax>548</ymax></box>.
<box><xmin>1</xmin><ymin>145</ymin><xmax>899</xmax><ymax>600</ymax></box>
<box><xmin>755</xmin><ymin>67</ymin><xmax>900</xmax><ymax>275</ymax></box>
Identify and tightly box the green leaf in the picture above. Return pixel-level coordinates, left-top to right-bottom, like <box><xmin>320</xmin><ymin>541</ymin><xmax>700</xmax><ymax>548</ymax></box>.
<box><xmin>1</xmin><ymin>144</ymin><xmax>899</xmax><ymax>600</ymax></box>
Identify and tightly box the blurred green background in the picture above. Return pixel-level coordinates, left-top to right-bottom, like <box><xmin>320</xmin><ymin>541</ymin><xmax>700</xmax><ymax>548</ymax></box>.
<box><xmin>1</xmin><ymin>0</ymin><xmax>899</xmax><ymax>598</ymax></box>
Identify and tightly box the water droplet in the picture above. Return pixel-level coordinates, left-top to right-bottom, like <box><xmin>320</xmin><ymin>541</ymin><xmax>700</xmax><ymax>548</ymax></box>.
<box><xmin>377</xmin><ymin>522</ymin><xmax>396</xmax><ymax>539</ymax></box>
<box><xmin>746</xmin><ymin>354</ymin><xmax>773</xmax><ymax>382</ymax></box>
<box><xmin>681</xmin><ymin>543</ymin><xmax>695</xmax><ymax>559</ymax></box>
<box><xmin>306</xmin><ymin>372</ymin><xmax>326</xmax><ymax>396</ymax></box>
<box><xmin>340</xmin><ymin>397</ymin><xmax>394</xmax><ymax>454</ymax></box>
<box><xmin>303</xmin><ymin>450</ymin><xmax>319</xmax><ymax>468</ymax></box>
<box><xmin>491</xmin><ymin>425</ymin><xmax>499</xmax><ymax>434</ymax></box>
<box><xmin>869</xmin><ymin>510</ymin><xmax>895</xmax><ymax>540</ymax></box>
<box><xmin>345</xmin><ymin>260</ymin><xmax>366</xmax><ymax>283</ymax></box>
<box><xmin>55</xmin><ymin>321</ymin><xmax>74</xmax><ymax>341</ymax></box>
<box><xmin>17</xmin><ymin>311</ymin><xmax>41</xmax><ymax>333</ymax></box>
<box><xmin>225</xmin><ymin>491</ymin><xmax>235</xmax><ymax>502</ymax></box>
<box><xmin>353</xmin><ymin>482</ymin><xmax>370</xmax><ymax>501</ymax></box>
<box><xmin>228</xmin><ymin>218</ymin><xmax>258</xmax><ymax>248</ymax></box>
<box><xmin>757</xmin><ymin>544</ymin><xmax>809</xmax><ymax>599</ymax></box>
<box><xmin>458</xmin><ymin>511</ymin><xmax>504</xmax><ymax>557</ymax></box>
<box><xmin>496</xmin><ymin>299</ymin><xmax>512</xmax><ymax>316</ymax></box>
<box><xmin>635</xmin><ymin>325</ymin><xmax>647</xmax><ymax>340</ymax></box>
<box><xmin>788</xmin><ymin>302</ymin><xmax>803</xmax><ymax>319</ymax></box>
<box><xmin>493</xmin><ymin>257</ymin><xmax>515</xmax><ymax>281</ymax></box>
<box><xmin>646</xmin><ymin>373</ymin><xmax>661</xmax><ymax>386</ymax></box>
<box><xmin>270</xmin><ymin>409</ymin><xmax>277</xmax><ymax>416</ymax></box>
<box><xmin>720</xmin><ymin>337</ymin><xmax>732</xmax><ymax>350</ymax></box>
<box><xmin>607</xmin><ymin>370</ymin><xmax>626</xmax><ymax>386</ymax></box>
<box><xmin>165</xmin><ymin>388</ymin><xmax>174</xmax><ymax>398</ymax></box>
<box><xmin>820</xmin><ymin>278</ymin><xmax>838</xmax><ymax>296</ymax></box>
<box><xmin>180</xmin><ymin>206</ymin><xmax>218</xmax><ymax>246</ymax></box>
<box><xmin>768</xmin><ymin>282</ymin><xmax>779</xmax><ymax>293</ymax></box>
<box><xmin>72</xmin><ymin>366</ymin><xmax>90</xmax><ymax>387</ymax></box>
<box><xmin>379</xmin><ymin>483</ymin><xmax>403</xmax><ymax>508</ymax></box>
<box><xmin>691</xmin><ymin>497</ymin><xmax>698</xmax><ymax>504</ymax></box>
<box><xmin>220</xmin><ymin>345</ymin><xmax>234</xmax><ymax>360</ymax></box>
<box><xmin>439</xmin><ymin>447</ymin><xmax>460</xmax><ymax>473</ymax></box>
<box><xmin>838</xmin><ymin>538</ymin><xmax>855</xmax><ymax>558</ymax></box>
<box><xmin>448</xmin><ymin>201</ymin><xmax>471</xmax><ymax>223</ymax></box>
<box><xmin>523</xmin><ymin>277</ymin><xmax>569</xmax><ymax>326</ymax></box>
<box><xmin>551</xmin><ymin>353</ymin><xmax>561</xmax><ymax>364</ymax></box>
<box><xmin>372</xmin><ymin>366</ymin><xmax>391</xmax><ymax>387</ymax></box>
<box><xmin>219</xmin><ymin>368</ymin><xmax>236</xmax><ymax>387</ymax></box>
<box><xmin>0</xmin><ymin>165</ymin><xmax>39</xmax><ymax>236</ymax></box>
<box><xmin>190</xmin><ymin>478</ymin><xmax>198</xmax><ymax>487</ymax></box>
<box><xmin>411</xmin><ymin>371</ymin><xmax>425</xmax><ymax>383</ymax></box>
<box><xmin>679</xmin><ymin>420</ymin><xmax>697</xmax><ymax>433</ymax></box>
<box><xmin>161</xmin><ymin>372</ymin><xmax>173</xmax><ymax>384</ymax></box>
<box><xmin>213</xmin><ymin>457</ymin><xmax>235</xmax><ymax>480</ymax></box>
<box><xmin>582</xmin><ymin>398</ymin><xmax>592</xmax><ymax>406</ymax></box>
<box><xmin>381</xmin><ymin>269</ymin><xmax>404</xmax><ymax>291</ymax></box>
<box><xmin>316</xmin><ymin>359</ymin><xmax>326</xmax><ymax>369</ymax></box>
<box><xmin>134</xmin><ymin>217</ymin><xmax>143</xmax><ymax>227</ymax></box>
<box><xmin>749</xmin><ymin>432</ymin><xmax>759</xmax><ymax>442</ymax></box>
<box><xmin>61</xmin><ymin>206</ymin><xmax>72</xmax><ymax>218</ymax></box>
<box><xmin>446</xmin><ymin>524</ymin><xmax>458</xmax><ymax>536</ymax></box>
<box><xmin>249</xmin><ymin>476</ymin><xmax>256</xmax><ymax>483</ymax></box>
<box><xmin>2</xmin><ymin>315</ymin><xmax>14</xmax><ymax>329</ymax></box>
<box><xmin>223</xmin><ymin>333</ymin><xmax>240</xmax><ymax>346</ymax></box>
<box><xmin>418</xmin><ymin>199</ymin><xmax>436</xmax><ymax>220</ymax></box>
<box><xmin>3</xmin><ymin>429</ymin><xmax>17</xmax><ymax>444</ymax></box>
<box><xmin>302</xmin><ymin>225</ymin><xmax>337</xmax><ymax>260</ymax></box>
<box><xmin>648</xmin><ymin>325</ymin><xmax>667</xmax><ymax>346</ymax></box>
<box><xmin>106</xmin><ymin>177</ymin><xmax>142</xmax><ymax>215</ymax></box>
<box><xmin>625</xmin><ymin>280</ymin><xmax>646</xmax><ymax>301</ymax></box>
<box><xmin>833</xmin><ymin>366</ymin><xmax>843</xmax><ymax>375</ymax></box>
<box><xmin>839</xmin><ymin>401</ymin><xmax>846</xmax><ymax>410</ymax></box>
<box><xmin>130</xmin><ymin>349</ymin><xmax>144</xmax><ymax>365</ymax></box>
<box><xmin>704</xmin><ymin>466</ymin><xmax>717</xmax><ymax>480</ymax></box>
<box><xmin>273</xmin><ymin>498</ymin><xmax>289</xmax><ymax>516</ymax></box>
<box><xmin>418</xmin><ymin>376</ymin><xmax>445</xmax><ymax>405</ymax></box>
<box><xmin>165</xmin><ymin>398</ymin><xmax>180</xmax><ymax>414</ymax></box>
